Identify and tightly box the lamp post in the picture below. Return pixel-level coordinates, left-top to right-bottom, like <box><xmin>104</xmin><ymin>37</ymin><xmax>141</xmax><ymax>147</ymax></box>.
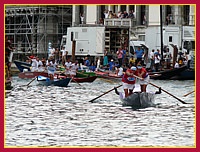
<box><xmin>160</xmin><ymin>5</ymin><xmax>164</xmax><ymax>60</ymax></box>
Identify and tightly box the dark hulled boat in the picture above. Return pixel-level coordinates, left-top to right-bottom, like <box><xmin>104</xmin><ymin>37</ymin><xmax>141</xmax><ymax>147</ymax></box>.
<box><xmin>14</xmin><ymin>60</ymin><xmax>31</xmax><ymax>72</ymax></box>
<box><xmin>37</xmin><ymin>75</ymin><xmax>71</xmax><ymax>87</ymax></box>
<box><xmin>149</xmin><ymin>65</ymin><xmax>188</xmax><ymax>80</ymax></box>
<box><xmin>120</xmin><ymin>92</ymin><xmax>156</xmax><ymax>109</ymax></box>
<box><xmin>170</xmin><ymin>68</ymin><xmax>195</xmax><ymax>80</ymax></box>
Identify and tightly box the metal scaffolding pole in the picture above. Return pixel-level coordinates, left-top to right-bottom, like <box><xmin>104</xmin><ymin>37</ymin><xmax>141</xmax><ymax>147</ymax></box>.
<box><xmin>5</xmin><ymin>5</ymin><xmax>72</xmax><ymax>60</ymax></box>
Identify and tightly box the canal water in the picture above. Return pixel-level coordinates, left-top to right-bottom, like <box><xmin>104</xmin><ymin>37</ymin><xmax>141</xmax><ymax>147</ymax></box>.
<box><xmin>5</xmin><ymin>76</ymin><xmax>195</xmax><ymax>147</ymax></box>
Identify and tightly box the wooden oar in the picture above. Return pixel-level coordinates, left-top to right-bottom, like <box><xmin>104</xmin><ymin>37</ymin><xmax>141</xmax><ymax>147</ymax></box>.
<box><xmin>133</xmin><ymin>74</ymin><xmax>187</xmax><ymax>104</ymax></box>
<box><xmin>56</xmin><ymin>71</ymin><xmax>82</xmax><ymax>86</ymax></box>
<box><xmin>77</xmin><ymin>71</ymin><xmax>90</xmax><ymax>77</ymax></box>
<box><xmin>183</xmin><ymin>90</ymin><xmax>195</xmax><ymax>97</ymax></box>
<box><xmin>88</xmin><ymin>84</ymin><xmax>122</xmax><ymax>103</ymax></box>
<box><xmin>26</xmin><ymin>76</ymin><xmax>37</xmax><ymax>87</ymax></box>
<box><xmin>25</xmin><ymin>69</ymin><xmax>48</xmax><ymax>87</ymax></box>
<box><xmin>99</xmin><ymin>78</ymin><xmax>115</xmax><ymax>84</ymax></box>
<box><xmin>71</xmin><ymin>76</ymin><xmax>82</xmax><ymax>86</ymax></box>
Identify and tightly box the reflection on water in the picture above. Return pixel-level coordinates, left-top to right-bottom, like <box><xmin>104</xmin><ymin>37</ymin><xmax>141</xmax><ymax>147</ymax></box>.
<box><xmin>5</xmin><ymin>77</ymin><xmax>195</xmax><ymax>147</ymax></box>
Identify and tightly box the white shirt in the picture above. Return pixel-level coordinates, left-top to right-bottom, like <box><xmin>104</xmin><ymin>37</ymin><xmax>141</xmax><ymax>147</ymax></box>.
<box><xmin>49</xmin><ymin>48</ymin><xmax>55</xmax><ymax>57</ymax></box>
<box><xmin>49</xmin><ymin>61</ymin><xmax>57</xmax><ymax>67</ymax></box>
<box><xmin>165</xmin><ymin>52</ymin><xmax>171</xmax><ymax>59</ymax></box>
<box><xmin>71</xmin><ymin>63</ymin><xmax>79</xmax><ymax>73</ymax></box>
<box><xmin>46</xmin><ymin>60</ymin><xmax>49</xmax><ymax>66</ymax></box>
<box><xmin>30</xmin><ymin>58</ymin><xmax>38</xmax><ymax>72</ymax></box>
<box><xmin>174</xmin><ymin>63</ymin><xmax>179</xmax><ymax>68</ymax></box>
<box><xmin>37</xmin><ymin>60</ymin><xmax>44</xmax><ymax>71</ymax></box>
<box><xmin>60</xmin><ymin>49</ymin><xmax>67</xmax><ymax>56</ymax></box>
<box><xmin>37</xmin><ymin>60</ymin><xmax>43</xmax><ymax>67</ymax></box>
<box><xmin>97</xmin><ymin>59</ymin><xmax>100</xmax><ymax>70</ymax></box>
<box><xmin>47</xmin><ymin>61</ymin><xmax>57</xmax><ymax>74</ymax></box>
<box><xmin>31</xmin><ymin>59</ymin><xmax>38</xmax><ymax>67</ymax></box>
<box><xmin>80</xmin><ymin>16</ymin><xmax>84</xmax><ymax>22</ymax></box>
<box><xmin>150</xmin><ymin>52</ymin><xmax>154</xmax><ymax>59</ymax></box>
<box><xmin>65</xmin><ymin>62</ymin><xmax>72</xmax><ymax>70</ymax></box>
<box><xmin>118</xmin><ymin>67</ymin><xmax>124</xmax><ymax>76</ymax></box>
<box><xmin>65</xmin><ymin>61</ymin><xmax>72</xmax><ymax>75</ymax></box>
<box><xmin>117</xmin><ymin>12</ymin><xmax>122</xmax><ymax>18</ymax></box>
<box><xmin>154</xmin><ymin>55</ymin><xmax>161</xmax><ymax>64</ymax></box>
<box><xmin>104</xmin><ymin>12</ymin><xmax>109</xmax><ymax>18</ymax></box>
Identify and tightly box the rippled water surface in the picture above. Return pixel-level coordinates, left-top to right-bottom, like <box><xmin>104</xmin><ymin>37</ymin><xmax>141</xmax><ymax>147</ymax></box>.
<box><xmin>5</xmin><ymin>76</ymin><xmax>195</xmax><ymax>147</ymax></box>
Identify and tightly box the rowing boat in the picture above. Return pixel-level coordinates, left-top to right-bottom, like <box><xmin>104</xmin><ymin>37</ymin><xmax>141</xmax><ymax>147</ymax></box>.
<box><xmin>76</xmin><ymin>71</ymin><xmax>96</xmax><ymax>77</ymax></box>
<box><xmin>18</xmin><ymin>71</ymin><xmax>49</xmax><ymax>79</ymax></box>
<box><xmin>56</xmin><ymin>74</ymin><xmax>97</xmax><ymax>83</ymax></box>
<box><xmin>149</xmin><ymin>65</ymin><xmax>187</xmax><ymax>80</ymax></box>
<box><xmin>114</xmin><ymin>87</ymin><xmax>160</xmax><ymax>109</ymax></box>
<box><xmin>72</xmin><ymin>76</ymin><xmax>97</xmax><ymax>83</ymax></box>
<box><xmin>95</xmin><ymin>71</ymin><xmax>122</xmax><ymax>80</ymax></box>
<box><xmin>14</xmin><ymin>60</ymin><xmax>31</xmax><ymax>72</ymax></box>
<box><xmin>120</xmin><ymin>92</ymin><xmax>156</xmax><ymax>109</ymax></box>
<box><xmin>37</xmin><ymin>75</ymin><xmax>71</xmax><ymax>87</ymax></box>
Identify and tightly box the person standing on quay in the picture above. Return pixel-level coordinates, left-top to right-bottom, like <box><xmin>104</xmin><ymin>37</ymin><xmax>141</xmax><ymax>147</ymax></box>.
<box><xmin>135</xmin><ymin>47</ymin><xmax>144</xmax><ymax>66</ymax></box>
<box><xmin>60</xmin><ymin>46</ymin><xmax>67</xmax><ymax>66</ymax></box>
<box><xmin>117</xmin><ymin>48</ymin><xmax>123</xmax><ymax>67</ymax></box>
<box><xmin>84</xmin><ymin>57</ymin><xmax>90</xmax><ymax>67</ymax></box>
<box><xmin>164</xmin><ymin>48</ymin><xmax>172</xmax><ymax>69</ymax></box>
<box><xmin>149</xmin><ymin>49</ymin><xmax>155</xmax><ymax>71</ymax></box>
<box><xmin>103</xmin><ymin>51</ymin><xmax>108</xmax><ymax>67</ymax></box>
<box><xmin>154</xmin><ymin>52</ymin><xmax>161</xmax><ymax>72</ymax></box>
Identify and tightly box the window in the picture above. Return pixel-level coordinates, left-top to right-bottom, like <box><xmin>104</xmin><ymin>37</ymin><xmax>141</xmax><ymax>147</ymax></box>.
<box><xmin>130</xmin><ymin>46</ymin><xmax>134</xmax><ymax>55</ymax></box>
<box><xmin>169</xmin><ymin>36</ymin><xmax>172</xmax><ymax>42</ymax></box>
<box><xmin>138</xmin><ymin>35</ymin><xmax>145</xmax><ymax>41</ymax></box>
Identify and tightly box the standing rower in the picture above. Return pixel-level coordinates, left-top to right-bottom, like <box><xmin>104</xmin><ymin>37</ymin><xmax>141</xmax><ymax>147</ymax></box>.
<box><xmin>121</xmin><ymin>66</ymin><xmax>137</xmax><ymax>98</ymax></box>
<box><xmin>135</xmin><ymin>64</ymin><xmax>150</xmax><ymax>92</ymax></box>
<box><xmin>47</xmin><ymin>59</ymin><xmax>57</xmax><ymax>80</ymax></box>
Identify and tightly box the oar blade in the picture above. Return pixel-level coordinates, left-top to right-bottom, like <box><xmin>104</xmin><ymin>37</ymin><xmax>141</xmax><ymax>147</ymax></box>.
<box><xmin>88</xmin><ymin>84</ymin><xmax>122</xmax><ymax>103</ymax></box>
<box><xmin>183</xmin><ymin>90</ymin><xmax>195</xmax><ymax>97</ymax></box>
<box><xmin>133</xmin><ymin>75</ymin><xmax>187</xmax><ymax>104</ymax></box>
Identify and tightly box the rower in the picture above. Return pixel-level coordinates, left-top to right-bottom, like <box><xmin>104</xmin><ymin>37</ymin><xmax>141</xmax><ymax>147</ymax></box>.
<box><xmin>70</xmin><ymin>60</ymin><xmax>79</xmax><ymax>78</ymax></box>
<box><xmin>135</xmin><ymin>64</ymin><xmax>149</xmax><ymax>92</ymax></box>
<box><xmin>47</xmin><ymin>58</ymin><xmax>57</xmax><ymax>80</ymax></box>
<box><xmin>121</xmin><ymin>66</ymin><xmax>137</xmax><ymax>98</ymax></box>
<box><xmin>114</xmin><ymin>86</ymin><xmax>162</xmax><ymax>97</ymax></box>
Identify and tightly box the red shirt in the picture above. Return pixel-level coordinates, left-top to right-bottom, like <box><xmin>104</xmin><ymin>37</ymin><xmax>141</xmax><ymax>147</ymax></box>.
<box><xmin>122</xmin><ymin>69</ymin><xmax>136</xmax><ymax>84</ymax></box>
<box><xmin>135</xmin><ymin>68</ymin><xmax>148</xmax><ymax>78</ymax></box>
<box><xmin>29</xmin><ymin>56</ymin><xmax>35</xmax><ymax>59</ymax></box>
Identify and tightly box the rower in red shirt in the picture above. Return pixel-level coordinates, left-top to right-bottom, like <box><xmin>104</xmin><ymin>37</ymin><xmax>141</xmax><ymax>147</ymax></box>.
<box><xmin>122</xmin><ymin>66</ymin><xmax>137</xmax><ymax>98</ymax></box>
<box><xmin>135</xmin><ymin>64</ymin><xmax>150</xmax><ymax>92</ymax></box>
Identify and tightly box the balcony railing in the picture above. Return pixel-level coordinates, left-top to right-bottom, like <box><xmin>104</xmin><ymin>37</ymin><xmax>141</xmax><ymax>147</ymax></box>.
<box><xmin>104</xmin><ymin>18</ymin><xmax>136</xmax><ymax>27</ymax></box>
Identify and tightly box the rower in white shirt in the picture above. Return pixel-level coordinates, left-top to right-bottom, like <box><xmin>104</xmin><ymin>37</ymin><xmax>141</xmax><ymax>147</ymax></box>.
<box><xmin>70</xmin><ymin>60</ymin><xmax>79</xmax><ymax>77</ymax></box>
<box><xmin>37</xmin><ymin>57</ymin><xmax>45</xmax><ymax>72</ymax></box>
<box><xmin>27</xmin><ymin>56</ymin><xmax>38</xmax><ymax>72</ymax></box>
<box><xmin>47</xmin><ymin>59</ymin><xmax>57</xmax><ymax>80</ymax></box>
<box><xmin>64</xmin><ymin>58</ymin><xmax>72</xmax><ymax>77</ymax></box>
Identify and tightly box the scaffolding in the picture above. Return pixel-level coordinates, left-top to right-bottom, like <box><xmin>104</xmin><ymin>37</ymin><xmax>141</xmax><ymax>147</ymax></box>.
<box><xmin>5</xmin><ymin>5</ymin><xmax>72</xmax><ymax>59</ymax></box>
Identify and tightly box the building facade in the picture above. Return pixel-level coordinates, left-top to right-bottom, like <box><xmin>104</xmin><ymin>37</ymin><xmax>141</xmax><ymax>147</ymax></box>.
<box><xmin>5</xmin><ymin>5</ymin><xmax>195</xmax><ymax>60</ymax></box>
